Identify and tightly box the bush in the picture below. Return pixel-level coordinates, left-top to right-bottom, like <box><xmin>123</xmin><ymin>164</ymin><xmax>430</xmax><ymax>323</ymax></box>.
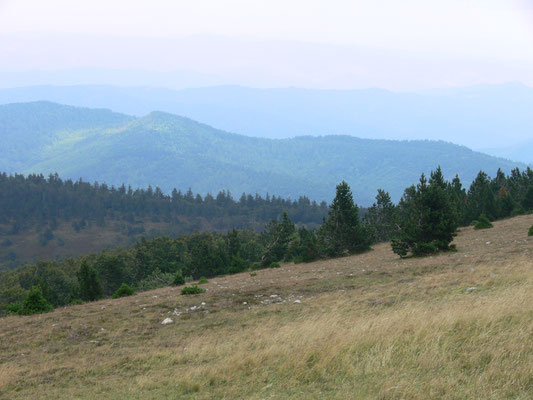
<box><xmin>20</xmin><ymin>287</ymin><xmax>53</xmax><ymax>315</ymax></box>
<box><xmin>5</xmin><ymin>302</ymin><xmax>22</xmax><ymax>315</ymax></box>
<box><xmin>269</xmin><ymin>262</ymin><xmax>281</xmax><ymax>268</ymax></box>
<box><xmin>474</xmin><ymin>214</ymin><xmax>493</xmax><ymax>230</ymax></box>
<box><xmin>228</xmin><ymin>255</ymin><xmax>248</xmax><ymax>274</ymax></box>
<box><xmin>112</xmin><ymin>283</ymin><xmax>135</xmax><ymax>299</ymax></box>
<box><xmin>249</xmin><ymin>272</ymin><xmax>257</xmax><ymax>277</ymax></box>
<box><xmin>528</xmin><ymin>224</ymin><xmax>533</xmax><ymax>237</ymax></box>
<box><xmin>172</xmin><ymin>271</ymin><xmax>185</xmax><ymax>286</ymax></box>
<box><xmin>198</xmin><ymin>276</ymin><xmax>208</xmax><ymax>284</ymax></box>
<box><xmin>251</xmin><ymin>262</ymin><xmax>263</xmax><ymax>270</ymax></box>
<box><xmin>412</xmin><ymin>242</ymin><xmax>438</xmax><ymax>256</ymax></box>
<box><xmin>181</xmin><ymin>285</ymin><xmax>206</xmax><ymax>295</ymax></box>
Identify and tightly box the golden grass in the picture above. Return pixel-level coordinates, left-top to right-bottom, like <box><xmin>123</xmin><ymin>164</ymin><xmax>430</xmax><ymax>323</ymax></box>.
<box><xmin>1</xmin><ymin>215</ymin><xmax>533</xmax><ymax>399</ymax></box>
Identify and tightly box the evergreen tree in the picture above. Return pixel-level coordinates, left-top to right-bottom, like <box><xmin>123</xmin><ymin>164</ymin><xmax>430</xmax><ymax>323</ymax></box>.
<box><xmin>261</xmin><ymin>212</ymin><xmax>296</xmax><ymax>265</ymax></box>
<box><xmin>364</xmin><ymin>189</ymin><xmax>397</xmax><ymax>242</ymax></box>
<box><xmin>522</xmin><ymin>186</ymin><xmax>533</xmax><ymax>211</ymax></box>
<box><xmin>20</xmin><ymin>286</ymin><xmax>53</xmax><ymax>315</ymax></box>
<box><xmin>77</xmin><ymin>261</ymin><xmax>104</xmax><ymax>301</ymax></box>
<box><xmin>392</xmin><ymin>167</ymin><xmax>458</xmax><ymax>257</ymax></box>
<box><xmin>319</xmin><ymin>181</ymin><xmax>371</xmax><ymax>256</ymax></box>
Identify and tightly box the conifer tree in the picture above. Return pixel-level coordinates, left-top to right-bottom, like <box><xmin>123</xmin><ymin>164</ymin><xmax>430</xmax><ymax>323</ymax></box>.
<box><xmin>77</xmin><ymin>260</ymin><xmax>104</xmax><ymax>302</ymax></box>
<box><xmin>319</xmin><ymin>181</ymin><xmax>371</xmax><ymax>256</ymax></box>
<box><xmin>364</xmin><ymin>189</ymin><xmax>397</xmax><ymax>242</ymax></box>
<box><xmin>21</xmin><ymin>286</ymin><xmax>53</xmax><ymax>315</ymax></box>
<box><xmin>392</xmin><ymin>167</ymin><xmax>458</xmax><ymax>257</ymax></box>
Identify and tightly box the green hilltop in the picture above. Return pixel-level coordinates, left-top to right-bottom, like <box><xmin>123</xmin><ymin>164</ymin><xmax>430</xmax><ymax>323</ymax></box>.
<box><xmin>0</xmin><ymin>101</ymin><xmax>525</xmax><ymax>205</ymax></box>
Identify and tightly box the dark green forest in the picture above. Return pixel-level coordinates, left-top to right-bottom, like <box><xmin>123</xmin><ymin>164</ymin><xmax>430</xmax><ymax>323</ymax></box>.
<box><xmin>1</xmin><ymin>166</ymin><xmax>532</xmax><ymax>316</ymax></box>
<box><xmin>0</xmin><ymin>172</ymin><xmax>328</xmax><ymax>269</ymax></box>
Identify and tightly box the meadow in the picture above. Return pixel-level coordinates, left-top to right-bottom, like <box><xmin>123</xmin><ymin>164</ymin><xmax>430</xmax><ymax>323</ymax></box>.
<box><xmin>1</xmin><ymin>215</ymin><xmax>532</xmax><ymax>399</ymax></box>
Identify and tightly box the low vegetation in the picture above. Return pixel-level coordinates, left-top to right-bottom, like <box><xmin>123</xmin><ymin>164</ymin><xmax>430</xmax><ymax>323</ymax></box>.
<box><xmin>111</xmin><ymin>283</ymin><xmax>135</xmax><ymax>299</ymax></box>
<box><xmin>474</xmin><ymin>214</ymin><xmax>493</xmax><ymax>230</ymax></box>
<box><xmin>181</xmin><ymin>285</ymin><xmax>206</xmax><ymax>295</ymax></box>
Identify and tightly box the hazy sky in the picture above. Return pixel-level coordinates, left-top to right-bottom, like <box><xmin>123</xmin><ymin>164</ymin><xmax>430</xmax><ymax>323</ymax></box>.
<box><xmin>1</xmin><ymin>0</ymin><xmax>532</xmax><ymax>89</ymax></box>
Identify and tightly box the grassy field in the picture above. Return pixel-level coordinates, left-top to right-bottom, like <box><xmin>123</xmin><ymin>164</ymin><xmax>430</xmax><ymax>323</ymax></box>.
<box><xmin>1</xmin><ymin>215</ymin><xmax>532</xmax><ymax>399</ymax></box>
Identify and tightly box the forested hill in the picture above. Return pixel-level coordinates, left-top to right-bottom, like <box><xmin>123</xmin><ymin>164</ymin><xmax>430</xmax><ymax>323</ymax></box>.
<box><xmin>0</xmin><ymin>173</ymin><xmax>327</xmax><ymax>270</ymax></box>
<box><xmin>0</xmin><ymin>101</ymin><xmax>526</xmax><ymax>205</ymax></box>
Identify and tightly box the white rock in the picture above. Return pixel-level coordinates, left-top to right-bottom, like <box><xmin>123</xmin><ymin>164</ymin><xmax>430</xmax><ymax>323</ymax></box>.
<box><xmin>243</xmin><ymin>301</ymin><xmax>248</xmax><ymax>305</ymax></box>
<box><xmin>466</xmin><ymin>286</ymin><xmax>477</xmax><ymax>292</ymax></box>
<box><xmin>294</xmin><ymin>299</ymin><xmax>301</xmax><ymax>304</ymax></box>
<box><xmin>161</xmin><ymin>318</ymin><xmax>173</xmax><ymax>325</ymax></box>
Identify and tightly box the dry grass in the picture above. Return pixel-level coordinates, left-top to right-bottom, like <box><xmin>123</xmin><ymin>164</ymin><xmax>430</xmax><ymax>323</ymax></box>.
<box><xmin>1</xmin><ymin>215</ymin><xmax>533</xmax><ymax>399</ymax></box>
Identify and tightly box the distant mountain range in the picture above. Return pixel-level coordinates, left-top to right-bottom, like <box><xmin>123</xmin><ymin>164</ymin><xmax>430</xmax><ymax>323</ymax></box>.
<box><xmin>0</xmin><ymin>83</ymin><xmax>532</xmax><ymax>163</ymax></box>
<box><xmin>0</xmin><ymin>101</ymin><xmax>527</xmax><ymax>205</ymax></box>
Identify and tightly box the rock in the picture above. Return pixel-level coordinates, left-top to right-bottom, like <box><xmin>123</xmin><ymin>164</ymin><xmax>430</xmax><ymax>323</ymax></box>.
<box><xmin>161</xmin><ymin>318</ymin><xmax>173</xmax><ymax>325</ymax></box>
<box><xmin>466</xmin><ymin>286</ymin><xmax>477</xmax><ymax>292</ymax></box>
<box><xmin>486</xmin><ymin>242</ymin><xmax>491</xmax><ymax>245</ymax></box>
<box><xmin>294</xmin><ymin>299</ymin><xmax>301</xmax><ymax>304</ymax></box>
<box><xmin>243</xmin><ymin>301</ymin><xmax>248</xmax><ymax>305</ymax></box>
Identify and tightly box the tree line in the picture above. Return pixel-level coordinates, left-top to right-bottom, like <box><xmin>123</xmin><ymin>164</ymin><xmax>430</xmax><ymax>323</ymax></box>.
<box><xmin>0</xmin><ymin>172</ymin><xmax>329</xmax><ymax>232</ymax></box>
<box><xmin>1</xmin><ymin>166</ymin><xmax>532</xmax><ymax>315</ymax></box>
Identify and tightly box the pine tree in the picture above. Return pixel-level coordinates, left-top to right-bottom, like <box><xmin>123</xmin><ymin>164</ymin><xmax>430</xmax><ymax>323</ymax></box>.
<box><xmin>20</xmin><ymin>286</ymin><xmax>53</xmax><ymax>315</ymax></box>
<box><xmin>77</xmin><ymin>261</ymin><xmax>104</xmax><ymax>302</ymax></box>
<box><xmin>392</xmin><ymin>167</ymin><xmax>458</xmax><ymax>257</ymax></box>
<box><xmin>319</xmin><ymin>181</ymin><xmax>370</xmax><ymax>256</ymax></box>
<box><xmin>364</xmin><ymin>189</ymin><xmax>397</xmax><ymax>242</ymax></box>
<box><xmin>261</xmin><ymin>212</ymin><xmax>296</xmax><ymax>265</ymax></box>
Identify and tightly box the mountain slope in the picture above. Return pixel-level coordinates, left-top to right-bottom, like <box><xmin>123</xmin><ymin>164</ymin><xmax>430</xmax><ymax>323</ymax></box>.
<box><xmin>1</xmin><ymin>214</ymin><xmax>532</xmax><ymax>399</ymax></box>
<box><xmin>0</xmin><ymin>101</ymin><xmax>134</xmax><ymax>173</ymax></box>
<box><xmin>0</xmin><ymin>102</ymin><xmax>527</xmax><ymax>204</ymax></box>
<box><xmin>1</xmin><ymin>83</ymin><xmax>533</xmax><ymax>160</ymax></box>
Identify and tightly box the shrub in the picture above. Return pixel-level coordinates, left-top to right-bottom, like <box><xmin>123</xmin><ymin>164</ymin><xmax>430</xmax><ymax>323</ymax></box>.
<box><xmin>251</xmin><ymin>262</ymin><xmax>263</xmax><ymax>270</ymax></box>
<box><xmin>412</xmin><ymin>242</ymin><xmax>438</xmax><ymax>256</ymax></box>
<box><xmin>5</xmin><ymin>302</ymin><xmax>22</xmax><ymax>315</ymax></box>
<box><xmin>269</xmin><ymin>262</ymin><xmax>281</xmax><ymax>268</ymax></box>
<box><xmin>228</xmin><ymin>255</ymin><xmax>248</xmax><ymax>274</ymax></box>
<box><xmin>528</xmin><ymin>224</ymin><xmax>533</xmax><ymax>237</ymax></box>
<box><xmin>474</xmin><ymin>214</ymin><xmax>493</xmax><ymax>230</ymax></box>
<box><xmin>172</xmin><ymin>271</ymin><xmax>185</xmax><ymax>286</ymax></box>
<box><xmin>198</xmin><ymin>276</ymin><xmax>208</xmax><ymax>284</ymax></box>
<box><xmin>249</xmin><ymin>272</ymin><xmax>257</xmax><ymax>277</ymax></box>
<box><xmin>181</xmin><ymin>285</ymin><xmax>206</xmax><ymax>295</ymax></box>
<box><xmin>112</xmin><ymin>283</ymin><xmax>135</xmax><ymax>299</ymax></box>
<box><xmin>20</xmin><ymin>287</ymin><xmax>53</xmax><ymax>315</ymax></box>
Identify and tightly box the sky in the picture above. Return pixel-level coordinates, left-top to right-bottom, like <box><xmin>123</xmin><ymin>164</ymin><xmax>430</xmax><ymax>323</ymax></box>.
<box><xmin>1</xmin><ymin>0</ymin><xmax>533</xmax><ymax>89</ymax></box>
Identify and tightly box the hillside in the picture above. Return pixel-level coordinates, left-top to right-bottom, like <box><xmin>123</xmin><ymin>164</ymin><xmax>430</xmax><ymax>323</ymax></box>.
<box><xmin>0</xmin><ymin>102</ymin><xmax>526</xmax><ymax>204</ymax></box>
<box><xmin>0</xmin><ymin>173</ymin><xmax>326</xmax><ymax>270</ymax></box>
<box><xmin>1</xmin><ymin>214</ymin><xmax>532</xmax><ymax>399</ymax></box>
<box><xmin>1</xmin><ymin>83</ymin><xmax>533</xmax><ymax>162</ymax></box>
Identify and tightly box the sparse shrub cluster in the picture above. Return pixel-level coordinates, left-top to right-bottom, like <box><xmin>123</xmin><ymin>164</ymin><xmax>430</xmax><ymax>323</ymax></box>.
<box><xmin>112</xmin><ymin>283</ymin><xmax>135</xmax><ymax>298</ymax></box>
<box><xmin>474</xmin><ymin>214</ymin><xmax>493</xmax><ymax>230</ymax></box>
<box><xmin>528</xmin><ymin>225</ymin><xmax>533</xmax><ymax>237</ymax></box>
<box><xmin>181</xmin><ymin>285</ymin><xmax>206</xmax><ymax>295</ymax></box>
